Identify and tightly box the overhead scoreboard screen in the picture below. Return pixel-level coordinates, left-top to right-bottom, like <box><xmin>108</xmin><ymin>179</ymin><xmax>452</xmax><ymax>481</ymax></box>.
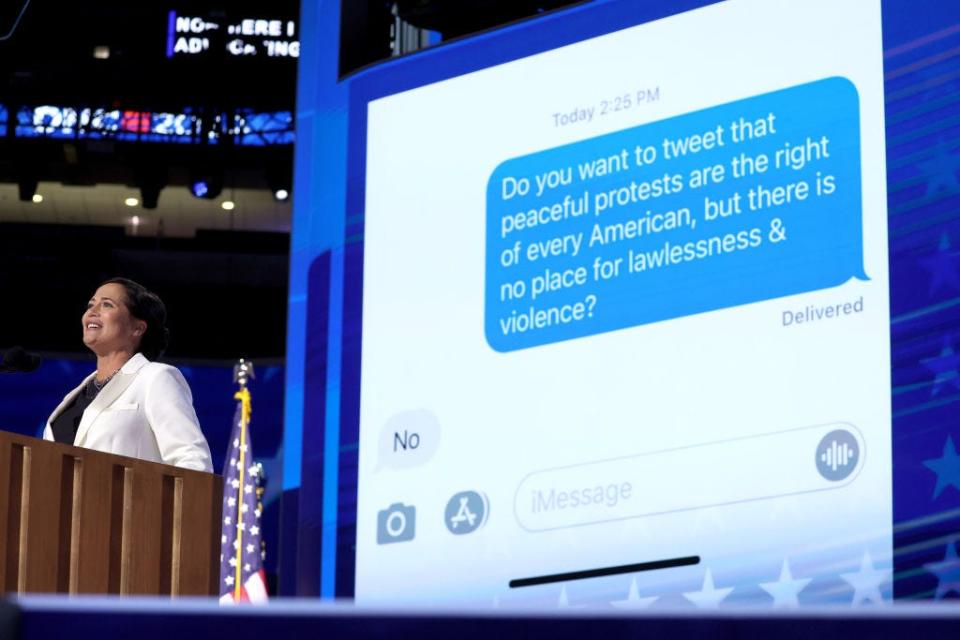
<box><xmin>166</xmin><ymin>10</ymin><xmax>299</xmax><ymax>59</ymax></box>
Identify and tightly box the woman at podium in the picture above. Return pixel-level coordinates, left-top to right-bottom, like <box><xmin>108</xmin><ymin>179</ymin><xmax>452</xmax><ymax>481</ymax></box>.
<box><xmin>43</xmin><ymin>278</ymin><xmax>213</xmax><ymax>472</ymax></box>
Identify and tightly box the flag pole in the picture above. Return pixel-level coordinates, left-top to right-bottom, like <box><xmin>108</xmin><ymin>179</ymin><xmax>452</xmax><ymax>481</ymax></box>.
<box><xmin>232</xmin><ymin>359</ymin><xmax>254</xmax><ymax>601</ymax></box>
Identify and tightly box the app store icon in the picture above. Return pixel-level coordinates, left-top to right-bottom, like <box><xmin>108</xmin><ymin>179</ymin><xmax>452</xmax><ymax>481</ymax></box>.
<box><xmin>445</xmin><ymin>491</ymin><xmax>489</xmax><ymax>535</ymax></box>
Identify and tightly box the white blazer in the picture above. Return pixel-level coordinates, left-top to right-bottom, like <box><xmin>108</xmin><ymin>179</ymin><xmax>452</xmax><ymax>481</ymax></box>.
<box><xmin>43</xmin><ymin>353</ymin><xmax>213</xmax><ymax>472</ymax></box>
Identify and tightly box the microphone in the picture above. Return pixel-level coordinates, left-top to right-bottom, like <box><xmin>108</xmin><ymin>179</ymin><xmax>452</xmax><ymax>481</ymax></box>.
<box><xmin>0</xmin><ymin>346</ymin><xmax>42</xmax><ymax>373</ymax></box>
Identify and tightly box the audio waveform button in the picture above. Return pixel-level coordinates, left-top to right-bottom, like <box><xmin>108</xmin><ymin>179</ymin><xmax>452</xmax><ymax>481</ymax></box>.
<box><xmin>815</xmin><ymin>429</ymin><xmax>860</xmax><ymax>481</ymax></box>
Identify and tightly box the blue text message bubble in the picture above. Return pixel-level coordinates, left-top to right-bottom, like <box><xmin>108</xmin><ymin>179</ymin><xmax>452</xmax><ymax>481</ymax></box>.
<box><xmin>485</xmin><ymin>77</ymin><xmax>865</xmax><ymax>352</ymax></box>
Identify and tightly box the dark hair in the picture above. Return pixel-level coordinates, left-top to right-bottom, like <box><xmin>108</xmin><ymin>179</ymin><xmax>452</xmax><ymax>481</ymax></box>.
<box><xmin>100</xmin><ymin>277</ymin><xmax>170</xmax><ymax>360</ymax></box>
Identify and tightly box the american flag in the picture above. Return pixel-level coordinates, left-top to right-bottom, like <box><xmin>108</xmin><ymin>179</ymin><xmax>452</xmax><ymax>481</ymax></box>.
<box><xmin>219</xmin><ymin>388</ymin><xmax>268</xmax><ymax>603</ymax></box>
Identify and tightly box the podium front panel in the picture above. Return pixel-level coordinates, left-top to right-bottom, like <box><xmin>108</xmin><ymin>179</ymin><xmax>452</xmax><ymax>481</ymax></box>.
<box><xmin>0</xmin><ymin>431</ymin><xmax>222</xmax><ymax>596</ymax></box>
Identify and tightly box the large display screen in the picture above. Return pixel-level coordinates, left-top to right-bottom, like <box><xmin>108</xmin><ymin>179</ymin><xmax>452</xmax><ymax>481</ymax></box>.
<box><xmin>286</xmin><ymin>0</ymin><xmax>960</xmax><ymax>607</ymax></box>
<box><xmin>355</xmin><ymin>0</ymin><xmax>890</xmax><ymax>607</ymax></box>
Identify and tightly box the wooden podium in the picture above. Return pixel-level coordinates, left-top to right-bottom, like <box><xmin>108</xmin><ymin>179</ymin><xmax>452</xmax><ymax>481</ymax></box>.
<box><xmin>0</xmin><ymin>431</ymin><xmax>222</xmax><ymax>596</ymax></box>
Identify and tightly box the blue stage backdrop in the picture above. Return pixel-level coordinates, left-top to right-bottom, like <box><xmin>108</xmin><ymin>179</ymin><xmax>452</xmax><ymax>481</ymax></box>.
<box><xmin>285</xmin><ymin>0</ymin><xmax>960</xmax><ymax>605</ymax></box>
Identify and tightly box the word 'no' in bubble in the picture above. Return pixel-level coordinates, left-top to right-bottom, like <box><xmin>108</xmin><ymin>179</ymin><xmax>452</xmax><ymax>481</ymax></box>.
<box><xmin>376</xmin><ymin>408</ymin><xmax>441</xmax><ymax>472</ymax></box>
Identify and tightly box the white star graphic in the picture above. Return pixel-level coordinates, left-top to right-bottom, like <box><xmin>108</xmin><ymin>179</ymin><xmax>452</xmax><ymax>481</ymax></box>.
<box><xmin>233</xmin><ymin>438</ymin><xmax>239</xmax><ymax>447</ymax></box>
<box><xmin>241</xmin><ymin>503</ymin><xmax>249</xmax><ymax>514</ymax></box>
<box><xmin>920</xmin><ymin>233</ymin><xmax>960</xmax><ymax>295</ymax></box>
<box><xmin>223</xmin><ymin>516</ymin><xmax>232</xmax><ymax>525</ymax></box>
<box><xmin>221</xmin><ymin>534</ymin><xmax>227</xmax><ymax>544</ymax></box>
<box><xmin>229</xmin><ymin>458</ymin><xmax>236</xmax><ymax>467</ymax></box>
<box><xmin>250</xmin><ymin>525</ymin><xmax>260</xmax><ymax>536</ymax></box>
<box><xmin>246</xmin><ymin>543</ymin><xmax>256</xmax><ymax>554</ymax></box>
<box><xmin>840</xmin><ymin>551</ymin><xmax>891</xmax><ymax>606</ymax></box>
<box><xmin>759</xmin><ymin>559</ymin><xmax>811</xmax><ymax>608</ymax></box>
<box><xmin>610</xmin><ymin>577</ymin><xmax>658</xmax><ymax>609</ymax></box>
<box><xmin>227</xmin><ymin>497</ymin><xmax>236</xmax><ymax>508</ymax></box>
<box><xmin>236</xmin><ymin>522</ymin><xmax>246</xmax><ymax>531</ymax></box>
<box><xmin>248</xmin><ymin>465</ymin><xmax>259</xmax><ymax>476</ymax></box>
<box><xmin>233</xmin><ymin>540</ymin><xmax>240</xmax><ymax>550</ymax></box>
<box><xmin>229</xmin><ymin>557</ymin><xmax>237</xmax><ymax>567</ymax></box>
<box><xmin>918</xmin><ymin>140</ymin><xmax>960</xmax><ymax>197</ymax></box>
<box><xmin>240</xmin><ymin>444</ymin><xmax>248</xmax><ymax>453</ymax></box>
<box><xmin>224</xmin><ymin>575</ymin><xmax>234</xmax><ymax>586</ymax></box>
<box><xmin>683</xmin><ymin>569</ymin><xmax>733</xmax><ymax>609</ymax></box>
<box><xmin>556</xmin><ymin>585</ymin><xmax>586</xmax><ymax>609</ymax></box>
<box><xmin>231</xmin><ymin>479</ymin><xmax>240</xmax><ymax>489</ymax></box>
<box><xmin>923</xmin><ymin>539</ymin><xmax>960</xmax><ymax>600</ymax></box>
<box><xmin>922</xmin><ymin>343</ymin><xmax>960</xmax><ymax>396</ymax></box>
<box><xmin>244</xmin><ymin>563</ymin><xmax>251</xmax><ymax>572</ymax></box>
<box><xmin>245</xmin><ymin>484</ymin><xmax>253</xmax><ymax>494</ymax></box>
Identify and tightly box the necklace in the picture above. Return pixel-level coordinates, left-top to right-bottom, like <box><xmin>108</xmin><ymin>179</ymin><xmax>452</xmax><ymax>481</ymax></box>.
<box><xmin>93</xmin><ymin>368</ymin><xmax>120</xmax><ymax>391</ymax></box>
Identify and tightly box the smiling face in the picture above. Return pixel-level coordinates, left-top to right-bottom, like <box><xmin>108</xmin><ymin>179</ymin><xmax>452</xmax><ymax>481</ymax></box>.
<box><xmin>82</xmin><ymin>283</ymin><xmax>147</xmax><ymax>357</ymax></box>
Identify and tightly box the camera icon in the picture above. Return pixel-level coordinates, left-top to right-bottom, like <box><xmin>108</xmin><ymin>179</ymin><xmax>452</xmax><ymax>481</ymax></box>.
<box><xmin>376</xmin><ymin>502</ymin><xmax>416</xmax><ymax>544</ymax></box>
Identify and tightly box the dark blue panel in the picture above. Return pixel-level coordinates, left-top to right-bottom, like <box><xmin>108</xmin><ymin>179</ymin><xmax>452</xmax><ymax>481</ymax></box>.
<box><xmin>277</xmin><ymin>487</ymin><xmax>301</xmax><ymax>597</ymax></box>
<box><xmin>336</xmin><ymin>241</ymin><xmax>364</xmax><ymax>597</ymax></box>
<box><xmin>881</xmin><ymin>2</ymin><xmax>960</xmax><ymax>600</ymax></box>
<box><xmin>0</xmin><ymin>358</ymin><xmax>93</xmax><ymax>438</ymax></box>
<box><xmin>0</xmin><ymin>600</ymin><xmax>17</xmax><ymax>639</ymax></box>
<box><xmin>14</xmin><ymin>598</ymin><xmax>960</xmax><ymax>640</ymax></box>
<box><xmin>297</xmin><ymin>251</ymin><xmax>333</xmax><ymax>596</ymax></box>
